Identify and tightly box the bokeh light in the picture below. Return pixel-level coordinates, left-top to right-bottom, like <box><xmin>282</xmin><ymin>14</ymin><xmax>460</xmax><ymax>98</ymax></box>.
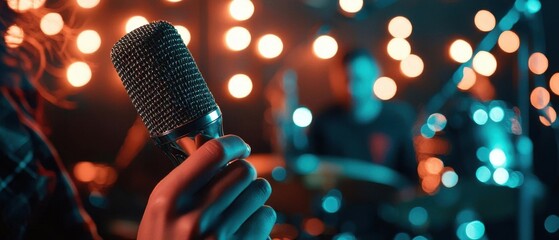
<box><xmin>304</xmin><ymin>218</ymin><xmax>325</xmax><ymax>236</ymax></box>
<box><xmin>545</xmin><ymin>215</ymin><xmax>559</xmax><ymax>234</ymax></box>
<box><xmin>493</xmin><ymin>168</ymin><xmax>509</xmax><ymax>185</ymax></box>
<box><xmin>472</xmin><ymin>51</ymin><xmax>497</xmax><ymax>76</ymax></box>
<box><xmin>40</xmin><ymin>12</ymin><xmax>64</xmax><ymax>36</ymax></box>
<box><xmin>7</xmin><ymin>0</ymin><xmax>45</xmax><ymax>12</ymax></box>
<box><xmin>421</xmin><ymin>174</ymin><xmax>440</xmax><ymax>193</ymax></box>
<box><xmin>489</xmin><ymin>148</ymin><xmax>506</xmax><ymax>167</ymax></box>
<box><xmin>73</xmin><ymin>161</ymin><xmax>96</xmax><ymax>182</ymax></box>
<box><xmin>528</xmin><ymin>52</ymin><xmax>548</xmax><ymax>75</ymax></box>
<box><xmin>408</xmin><ymin>207</ymin><xmax>428</xmax><ymax>226</ymax></box>
<box><xmin>489</xmin><ymin>106</ymin><xmax>505</xmax><ymax>122</ymax></box>
<box><xmin>339</xmin><ymin>0</ymin><xmax>363</xmax><ymax>14</ymax></box>
<box><xmin>442</xmin><ymin>170</ymin><xmax>459</xmax><ymax>188</ymax></box>
<box><xmin>67</xmin><ymin>62</ymin><xmax>92</xmax><ymax>87</ymax></box>
<box><xmin>313</xmin><ymin>35</ymin><xmax>338</xmax><ymax>59</ymax></box>
<box><xmin>388</xmin><ymin>16</ymin><xmax>412</xmax><ymax>38</ymax></box>
<box><xmin>530</xmin><ymin>87</ymin><xmax>550</xmax><ymax>110</ymax></box>
<box><xmin>387</xmin><ymin>38</ymin><xmax>411</xmax><ymax>61</ymax></box>
<box><xmin>476</xmin><ymin>147</ymin><xmax>490</xmax><ymax>162</ymax></box>
<box><xmin>77</xmin><ymin>0</ymin><xmax>100</xmax><ymax>9</ymax></box>
<box><xmin>474</xmin><ymin>10</ymin><xmax>496</xmax><ymax>32</ymax></box>
<box><xmin>424</xmin><ymin>157</ymin><xmax>444</xmax><ymax>174</ymax></box>
<box><xmin>549</xmin><ymin>73</ymin><xmax>559</xmax><ymax>96</ymax></box>
<box><xmin>174</xmin><ymin>25</ymin><xmax>191</xmax><ymax>46</ymax></box>
<box><xmin>271</xmin><ymin>167</ymin><xmax>287</xmax><ymax>182</ymax></box>
<box><xmin>228</xmin><ymin>74</ymin><xmax>253</xmax><ymax>98</ymax></box>
<box><xmin>427</xmin><ymin>113</ymin><xmax>447</xmax><ymax>132</ymax></box>
<box><xmin>373</xmin><ymin>77</ymin><xmax>397</xmax><ymax>100</ymax></box>
<box><xmin>400</xmin><ymin>54</ymin><xmax>424</xmax><ymax>78</ymax></box>
<box><xmin>293</xmin><ymin>107</ymin><xmax>313</xmax><ymax>128</ymax></box>
<box><xmin>420</xmin><ymin>124</ymin><xmax>436</xmax><ymax>138</ymax></box>
<box><xmin>77</xmin><ymin>30</ymin><xmax>101</xmax><ymax>54</ymax></box>
<box><xmin>225</xmin><ymin>26</ymin><xmax>251</xmax><ymax>51</ymax></box>
<box><xmin>476</xmin><ymin>166</ymin><xmax>492</xmax><ymax>183</ymax></box>
<box><xmin>457</xmin><ymin>67</ymin><xmax>477</xmax><ymax>91</ymax></box>
<box><xmin>465</xmin><ymin>220</ymin><xmax>486</xmax><ymax>240</ymax></box>
<box><xmin>449</xmin><ymin>39</ymin><xmax>473</xmax><ymax>63</ymax></box>
<box><xmin>229</xmin><ymin>0</ymin><xmax>255</xmax><ymax>21</ymax></box>
<box><xmin>498</xmin><ymin>30</ymin><xmax>520</xmax><ymax>53</ymax></box>
<box><xmin>540</xmin><ymin>106</ymin><xmax>557</xmax><ymax>127</ymax></box>
<box><xmin>472</xmin><ymin>109</ymin><xmax>488</xmax><ymax>125</ymax></box>
<box><xmin>125</xmin><ymin>16</ymin><xmax>149</xmax><ymax>33</ymax></box>
<box><xmin>257</xmin><ymin>34</ymin><xmax>283</xmax><ymax>59</ymax></box>
<box><xmin>5</xmin><ymin>25</ymin><xmax>24</xmax><ymax>48</ymax></box>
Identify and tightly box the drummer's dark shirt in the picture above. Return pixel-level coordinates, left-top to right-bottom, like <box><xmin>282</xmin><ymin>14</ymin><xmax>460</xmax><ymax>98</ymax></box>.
<box><xmin>309</xmin><ymin>102</ymin><xmax>418</xmax><ymax>181</ymax></box>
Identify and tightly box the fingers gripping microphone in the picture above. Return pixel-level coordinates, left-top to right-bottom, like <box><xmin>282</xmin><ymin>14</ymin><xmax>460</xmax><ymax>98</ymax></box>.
<box><xmin>110</xmin><ymin>21</ymin><xmax>223</xmax><ymax>166</ymax></box>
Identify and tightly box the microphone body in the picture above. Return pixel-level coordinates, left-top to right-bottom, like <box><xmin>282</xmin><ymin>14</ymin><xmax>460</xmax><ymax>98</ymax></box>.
<box><xmin>111</xmin><ymin>21</ymin><xmax>223</xmax><ymax>166</ymax></box>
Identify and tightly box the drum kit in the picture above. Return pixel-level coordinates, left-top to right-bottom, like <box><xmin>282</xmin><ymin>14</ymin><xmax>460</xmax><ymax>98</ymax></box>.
<box><xmin>246</xmin><ymin>151</ymin><xmax>523</xmax><ymax>239</ymax></box>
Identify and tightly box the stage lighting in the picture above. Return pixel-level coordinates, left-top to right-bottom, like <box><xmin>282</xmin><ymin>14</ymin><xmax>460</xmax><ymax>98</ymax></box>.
<box><xmin>228</xmin><ymin>74</ymin><xmax>253</xmax><ymax>98</ymax></box>
<box><xmin>293</xmin><ymin>107</ymin><xmax>313</xmax><ymax>128</ymax></box>
<box><xmin>493</xmin><ymin>168</ymin><xmax>509</xmax><ymax>185</ymax></box>
<box><xmin>530</xmin><ymin>87</ymin><xmax>550</xmax><ymax>110</ymax></box>
<box><xmin>498</xmin><ymin>31</ymin><xmax>520</xmax><ymax>53</ymax></box>
<box><xmin>339</xmin><ymin>0</ymin><xmax>363</xmax><ymax>14</ymax></box>
<box><xmin>77</xmin><ymin>0</ymin><xmax>100</xmax><ymax>9</ymax></box>
<box><xmin>476</xmin><ymin>166</ymin><xmax>491</xmax><ymax>183</ymax></box>
<box><xmin>387</xmin><ymin>38</ymin><xmax>411</xmax><ymax>61</ymax></box>
<box><xmin>77</xmin><ymin>30</ymin><xmax>101</xmax><ymax>54</ymax></box>
<box><xmin>449</xmin><ymin>39</ymin><xmax>472</xmax><ymax>63</ymax></box>
<box><xmin>229</xmin><ymin>0</ymin><xmax>255</xmax><ymax>21</ymax></box>
<box><xmin>400</xmin><ymin>54</ymin><xmax>424</xmax><ymax>78</ymax></box>
<box><xmin>67</xmin><ymin>61</ymin><xmax>91</xmax><ymax>87</ymax></box>
<box><xmin>474</xmin><ymin>10</ymin><xmax>496</xmax><ymax>32</ymax></box>
<box><xmin>489</xmin><ymin>148</ymin><xmax>506</xmax><ymax>167</ymax></box>
<box><xmin>174</xmin><ymin>25</ymin><xmax>191</xmax><ymax>46</ymax></box>
<box><xmin>125</xmin><ymin>16</ymin><xmax>149</xmax><ymax>33</ymax></box>
<box><xmin>457</xmin><ymin>67</ymin><xmax>477</xmax><ymax>90</ymax></box>
<box><xmin>528</xmin><ymin>52</ymin><xmax>548</xmax><ymax>75</ymax></box>
<box><xmin>472</xmin><ymin>51</ymin><xmax>497</xmax><ymax>76</ymax></box>
<box><xmin>313</xmin><ymin>35</ymin><xmax>338</xmax><ymax>59</ymax></box>
<box><xmin>442</xmin><ymin>170</ymin><xmax>458</xmax><ymax>188</ymax></box>
<box><xmin>7</xmin><ymin>0</ymin><xmax>45</xmax><ymax>12</ymax></box>
<box><xmin>5</xmin><ymin>25</ymin><xmax>24</xmax><ymax>48</ymax></box>
<box><xmin>373</xmin><ymin>76</ymin><xmax>397</xmax><ymax>100</ymax></box>
<box><xmin>549</xmin><ymin>73</ymin><xmax>559</xmax><ymax>95</ymax></box>
<box><xmin>540</xmin><ymin>106</ymin><xmax>557</xmax><ymax>126</ymax></box>
<box><xmin>388</xmin><ymin>16</ymin><xmax>412</xmax><ymax>38</ymax></box>
<box><xmin>225</xmin><ymin>26</ymin><xmax>251</xmax><ymax>51</ymax></box>
<box><xmin>40</xmin><ymin>13</ymin><xmax>64</xmax><ymax>36</ymax></box>
<box><xmin>257</xmin><ymin>34</ymin><xmax>283</xmax><ymax>59</ymax></box>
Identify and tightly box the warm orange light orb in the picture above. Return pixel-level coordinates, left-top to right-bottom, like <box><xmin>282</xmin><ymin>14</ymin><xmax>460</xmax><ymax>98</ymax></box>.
<box><xmin>472</xmin><ymin>51</ymin><xmax>497</xmax><ymax>76</ymax></box>
<box><xmin>549</xmin><ymin>73</ymin><xmax>559</xmax><ymax>96</ymax></box>
<box><xmin>528</xmin><ymin>52</ymin><xmax>548</xmax><ymax>75</ymax></box>
<box><xmin>74</xmin><ymin>161</ymin><xmax>96</xmax><ymax>182</ymax></box>
<box><xmin>449</xmin><ymin>39</ymin><xmax>473</xmax><ymax>63</ymax></box>
<box><xmin>228</xmin><ymin>74</ymin><xmax>253</xmax><ymax>99</ymax></box>
<box><xmin>400</xmin><ymin>54</ymin><xmax>424</xmax><ymax>78</ymax></box>
<box><xmin>77</xmin><ymin>0</ymin><xmax>100</xmax><ymax>9</ymax></box>
<box><xmin>475</xmin><ymin>10</ymin><xmax>496</xmax><ymax>32</ymax></box>
<box><xmin>530</xmin><ymin>87</ymin><xmax>550</xmax><ymax>110</ymax></box>
<box><xmin>5</xmin><ymin>25</ymin><xmax>24</xmax><ymax>48</ymax></box>
<box><xmin>373</xmin><ymin>77</ymin><xmax>397</xmax><ymax>100</ymax></box>
<box><xmin>225</xmin><ymin>26</ymin><xmax>251</xmax><ymax>51</ymax></box>
<box><xmin>339</xmin><ymin>0</ymin><xmax>363</xmax><ymax>14</ymax></box>
<box><xmin>388</xmin><ymin>16</ymin><xmax>412</xmax><ymax>38</ymax></box>
<box><xmin>67</xmin><ymin>62</ymin><xmax>92</xmax><ymax>87</ymax></box>
<box><xmin>229</xmin><ymin>0</ymin><xmax>255</xmax><ymax>21</ymax></box>
<box><xmin>313</xmin><ymin>35</ymin><xmax>338</xmax><ymax>59</ymax></box>
<box><xmin>77</xmin><ymin>30</ymin><xmax>101</xmax><ymax>54</ymax></box>
<box><xmin>498</xmin><ymin>30</ymin><xmax>520</xmax><ymax>53</ymax></box>
<box><xmin>387</xmin><ymin>38</ymin><xmax>411</xmax><ymax>61</ymax></box>
<box><xmin>457</xmin><ymin>67</ymin><xmax>477</xmax><ymax>91</ymax></box>
<box><xmin>174</xmin><ymin>25</ymin><xmax>191</xmax><ymax>46</ymax></box>
<box><xmin>40</xmin><ymin>13</ymin><xmax>64</xmax><ymax>36</ymax></box>
<box><xmin>7</xmin><ymin>0</ymin><xmax>45</xmax><ymax>12</ymax></box>
<box><xmin>125</xmin><ymin>16</ymin><xmax>149</xmax><ymax>33</ymax></box>
<box><xmin>257</xmin><ymin>34</ymin><xmax>283</xmax><ymax>59</ymax></box>
<box><xmin>540</xmin><ymin>106</ymin><xmax>557</xmax><ymax>127</ymax></box>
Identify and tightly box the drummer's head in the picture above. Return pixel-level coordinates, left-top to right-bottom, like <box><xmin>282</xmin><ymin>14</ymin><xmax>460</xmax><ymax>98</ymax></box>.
<box><xmin>331</xmin><ymin>48</ymin><xmax>381</xmax><ymax>109</ymax></box>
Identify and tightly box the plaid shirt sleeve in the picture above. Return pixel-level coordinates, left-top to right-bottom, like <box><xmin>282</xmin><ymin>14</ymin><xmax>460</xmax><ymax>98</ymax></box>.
<box><xmin>0</xmin><ymin>91</ymin><xmax>101</xmax><ymax>240</ymax></box>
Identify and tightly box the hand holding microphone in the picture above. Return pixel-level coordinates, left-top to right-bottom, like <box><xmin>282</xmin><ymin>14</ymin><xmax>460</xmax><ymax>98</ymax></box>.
<box><xmin>111</xmin><ymin>21</ymin><xmax>275</xmax><ymax>239</ymax></box>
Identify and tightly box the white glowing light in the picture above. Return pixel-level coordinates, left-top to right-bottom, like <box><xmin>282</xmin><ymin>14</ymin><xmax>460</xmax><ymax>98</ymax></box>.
<box><xmin>77</xmin><ymin>30</ymin><xmax>101</xmax><ymax>54</ymax></box>
<box><xmin>67</xmin><ymin>62</ymin><xmax>92</xmax><ymax>87</ymax></box>
<box><xmin>313</xmin><ymin>35</ymin><xmax>338</xmax><ymax>59</ymax></box>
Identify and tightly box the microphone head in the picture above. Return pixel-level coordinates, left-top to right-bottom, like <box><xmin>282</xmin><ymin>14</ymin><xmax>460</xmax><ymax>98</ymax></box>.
<box><xmin>110</xmin><ymin>21</ymin><xmax>218</xmax><ymax>137</ymax></box>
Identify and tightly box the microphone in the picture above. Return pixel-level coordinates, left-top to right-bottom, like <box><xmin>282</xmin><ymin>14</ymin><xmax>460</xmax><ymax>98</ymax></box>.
<box><xmin>110</xmin><ymin>21</ymin><xmax>223</xmax><ymax>166</ymax></box>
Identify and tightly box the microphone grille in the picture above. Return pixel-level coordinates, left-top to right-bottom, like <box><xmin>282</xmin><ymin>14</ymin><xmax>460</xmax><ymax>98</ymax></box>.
<box><xmin>110</xmin><ymin>21</ymin><xmax>217</xmax><ymax>137</ymax></box>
